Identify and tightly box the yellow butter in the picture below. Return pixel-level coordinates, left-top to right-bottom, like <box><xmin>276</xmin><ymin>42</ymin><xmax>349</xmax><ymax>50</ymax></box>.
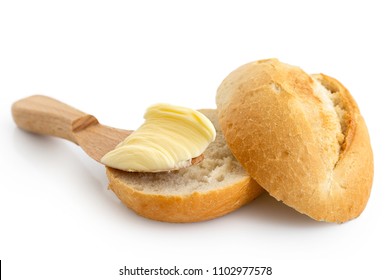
<box><xmin>101</xmin><ymin>103</ymin><xmax>216</xmax><ymax>172</ymax></box>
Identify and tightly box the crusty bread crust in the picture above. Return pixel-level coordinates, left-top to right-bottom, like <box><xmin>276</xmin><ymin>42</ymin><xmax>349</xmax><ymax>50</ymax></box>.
<box><xmin>105</xmin><ymin>109</ymin><xmax>262</xmax><ymax>223</ymax></box>
<box><xmin>216</xmin><ymin>59</ymin><xmax>373</xmax><ymax>223</ymax></box>
<box><xmin>107</xmin><ymin>168</ymin><xmax>260</xmax><ymax>222</ymax></box>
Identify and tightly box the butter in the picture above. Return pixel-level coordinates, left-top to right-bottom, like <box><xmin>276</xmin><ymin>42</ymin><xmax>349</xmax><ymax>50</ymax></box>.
<box><xmin>101</xmin><ymin>103</ymin><xmax>216</xmax><ymax>172</ymax></box>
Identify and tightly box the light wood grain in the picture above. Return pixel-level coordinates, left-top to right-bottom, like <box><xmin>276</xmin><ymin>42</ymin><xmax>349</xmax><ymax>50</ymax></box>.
<box><xmin>11</xmin><ymin>95</ymin><xmax>131</xmax><ymax>163</ymax></box>
<box><xmin>11</xmin><ymin>95</ymin><xmax>202</xmax><ymax>170</ymax></box>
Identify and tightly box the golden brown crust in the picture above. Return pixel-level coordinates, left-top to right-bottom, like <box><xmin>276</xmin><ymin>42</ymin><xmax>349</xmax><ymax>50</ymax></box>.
<box><xmin>216</xmin><ymin>59</ymin><xmax>373</xmax><ymax>223</ymax></box>
<box><xmin>106</xmin><ymin>168</ymin><xmax>261</xmax><ymax>223</ymax></box>
<box><xmin>105</xmin><ymin>109</ymin><xmax>263</xmax><ymax>223</ymax></box>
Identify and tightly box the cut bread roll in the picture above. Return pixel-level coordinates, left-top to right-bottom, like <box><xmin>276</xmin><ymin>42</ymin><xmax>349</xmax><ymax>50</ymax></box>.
<box><xmin>216</xmin><ymin>59</ymin><xmax>373</xmax><ymax>223</ymax></box>
<box><xmin>106</xmin><ymin>109</ymin><xmax>262</xmax><ymax>222</ymax></box>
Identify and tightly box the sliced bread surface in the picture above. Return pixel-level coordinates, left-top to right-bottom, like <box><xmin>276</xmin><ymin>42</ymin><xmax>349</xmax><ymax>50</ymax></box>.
<box><xmin>106</xmin><ymin>109</ymin><xmax>262</xmax><ymax>222</ymax></box>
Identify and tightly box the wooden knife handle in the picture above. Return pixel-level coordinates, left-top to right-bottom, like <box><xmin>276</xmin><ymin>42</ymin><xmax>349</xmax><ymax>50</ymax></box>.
<box><xmin>12</xmin><ymin>95</ymin><xmax>98</xmax><ymax>144</ymax></box>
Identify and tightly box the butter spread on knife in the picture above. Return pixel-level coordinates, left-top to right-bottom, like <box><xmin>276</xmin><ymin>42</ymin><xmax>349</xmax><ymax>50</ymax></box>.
<box><xmin>101</xmin><ymin>103</ymin><xmax>216</xmax><ymax>172</ymax></box>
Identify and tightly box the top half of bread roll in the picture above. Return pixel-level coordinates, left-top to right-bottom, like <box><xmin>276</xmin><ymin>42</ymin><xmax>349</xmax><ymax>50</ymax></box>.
<box><xmin>216</xmin><ymin>58</ymin><xmax>373</xmax><ymax>223</ymax></box>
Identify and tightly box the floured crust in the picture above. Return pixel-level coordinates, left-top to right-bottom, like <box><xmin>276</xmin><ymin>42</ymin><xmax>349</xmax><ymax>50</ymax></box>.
<box><xmin>216</xmin><ymin>59</ymin><xmax>373</xmax><ymax>223</ymax></box>
<box><xmin>106</xmin><ymin>109</ymin><xmax>262</xmax><ymax>223</ymax></box>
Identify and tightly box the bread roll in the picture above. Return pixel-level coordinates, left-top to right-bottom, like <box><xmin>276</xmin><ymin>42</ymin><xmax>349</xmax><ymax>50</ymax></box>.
<box><xmin>216</xmin><ymin>58</ymin><xmax>373</xmax><ymax>223</ymax></box>
<box><xmin>106</xmin><ymin>109</ymin><xmax>262</xmax><ymax>222</ymax></box>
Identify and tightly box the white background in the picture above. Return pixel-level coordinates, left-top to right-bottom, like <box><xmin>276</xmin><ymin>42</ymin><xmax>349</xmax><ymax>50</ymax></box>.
<box><xmin>1</xmin><ymin>1</ymin><xmax>389</xmax><ymax>279</ymax></box>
